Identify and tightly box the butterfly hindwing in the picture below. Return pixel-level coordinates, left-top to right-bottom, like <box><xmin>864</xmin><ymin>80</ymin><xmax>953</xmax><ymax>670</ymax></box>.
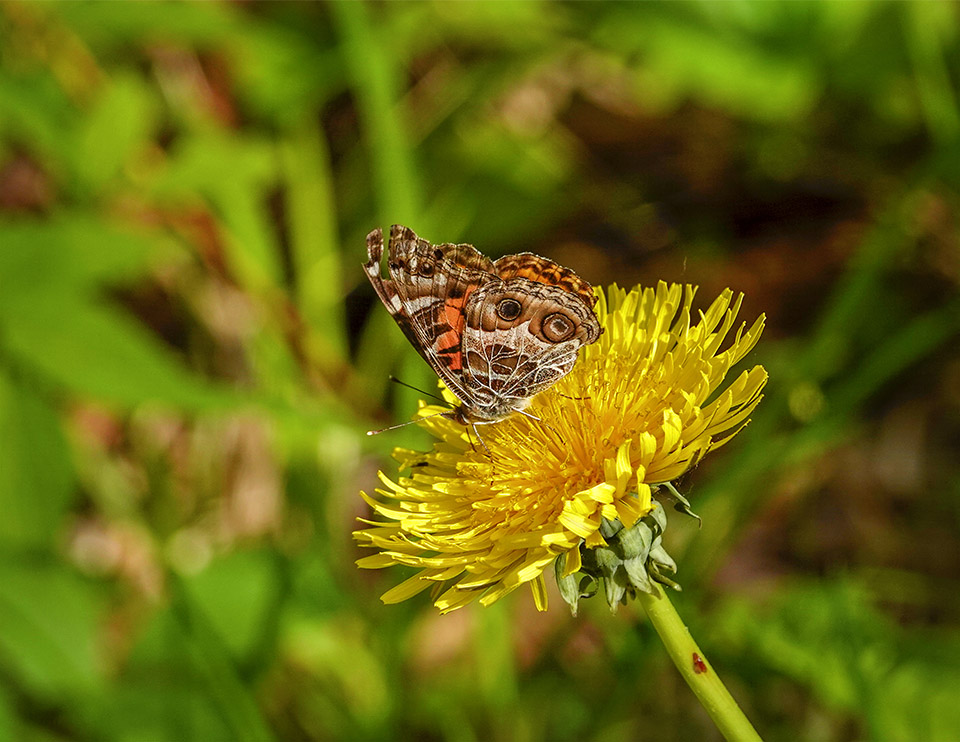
<box><xmin>461</xmin><ymin>274</ymin><xmax>600</xmax><ymax>406</ymax></box>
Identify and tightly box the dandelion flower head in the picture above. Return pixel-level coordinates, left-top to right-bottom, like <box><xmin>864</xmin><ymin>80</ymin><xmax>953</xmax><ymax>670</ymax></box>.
<box><xmin>356</xmin><ymin>282</ymin><xmax>767</xmax><ymax>613</ymax></box>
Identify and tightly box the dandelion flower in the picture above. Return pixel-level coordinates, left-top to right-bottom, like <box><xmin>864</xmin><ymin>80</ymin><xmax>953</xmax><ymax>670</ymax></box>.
<box><xmin>356</xmin><ymin>282</ymin><xmax>767</xmax><ymax>613</ymax></box>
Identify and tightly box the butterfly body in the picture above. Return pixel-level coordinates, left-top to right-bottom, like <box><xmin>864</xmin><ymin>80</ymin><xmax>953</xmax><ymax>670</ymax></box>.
<box><xmin>364</xmin><ymin>225</ymin><xmax>601</xmax><ymax>426</ymax></box>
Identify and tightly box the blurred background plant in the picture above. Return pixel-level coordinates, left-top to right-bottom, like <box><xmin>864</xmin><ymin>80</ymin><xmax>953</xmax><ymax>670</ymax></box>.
<box><xmin>0</xmin><ymin>1</ymin><xmax>959</xmax><ymax>740</ymax></box>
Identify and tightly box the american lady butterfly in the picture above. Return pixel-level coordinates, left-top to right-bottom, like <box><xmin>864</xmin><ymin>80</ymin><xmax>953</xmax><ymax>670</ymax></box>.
<box><xmin>364</xmin><ymin>225</ymin><xmax>601</xmax><ymax>431</ymax></box>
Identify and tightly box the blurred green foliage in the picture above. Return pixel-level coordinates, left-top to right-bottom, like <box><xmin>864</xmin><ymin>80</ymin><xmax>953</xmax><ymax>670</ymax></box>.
<box><xmin>1</xmin><ymin>2</ymin><xmax>959</xmax><ymax>740</ymax></box>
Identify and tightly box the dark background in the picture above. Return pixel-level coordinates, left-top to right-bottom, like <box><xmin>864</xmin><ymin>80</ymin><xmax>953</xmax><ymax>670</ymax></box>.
<box><xmin>0</xmin><ymin>2</ymin><xmax>958</xmax><ymax>740</ymax></box>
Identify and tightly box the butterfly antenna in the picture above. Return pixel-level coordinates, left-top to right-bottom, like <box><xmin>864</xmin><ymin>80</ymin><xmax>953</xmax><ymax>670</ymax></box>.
<box><xmin>366</xmin><ymin>411</ymin><xmax>447</xmax><ymax>436</ymax></box>
<box><xmin>388</xmin><ymin>375</ymin><xmax>446</xmax><ymax>403</ymax></box>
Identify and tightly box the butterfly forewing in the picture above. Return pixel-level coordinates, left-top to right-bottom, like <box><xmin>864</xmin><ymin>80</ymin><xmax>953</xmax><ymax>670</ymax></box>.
<box><xmin>365</xmin><ymin>226</ymin><xmax>494</xmax><ymax>408</ymax></box>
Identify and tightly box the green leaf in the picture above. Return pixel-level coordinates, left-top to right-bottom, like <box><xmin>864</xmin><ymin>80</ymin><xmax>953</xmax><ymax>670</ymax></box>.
<box><xmin>0</xmin><ymin>686</ymin><xmax>19</xmax><ymax>742</ymax></box>
<box><xmin>73</xmin><ymin>72</ymin><xmax>158</xmax><ymax>194</ymax></box>
<box><xmin>0</xmin><ymin>216</ymin><xmax>235</xmax><ymax>411</ymax></box>
<box><xmin>116</xmin><ymin>577</ymin><xmax>278</xmax><ymax>742</ymax></box>
<box><xmin>179</xmin><ymin>549</ymin><xmax>280</xmax><ymax>660</ymax></box>
<box><xmin>2</xmin><ymin>295</ymin><xmax>233</xmax><ymax>411</ymax></box>
<box><xmin>0</xmin><ymin>371</ymin><xmax>74</xmax><ymax>550</ymax></box>
<box><xmin>88</xmin><ymin>607</ymin><xmax>244</xmax><ymax>741</ymax></box>
<box><xmin>0</xmin><ymin>68</ymin><xmax>75</xmax><ymax>172</ymax></box>
<box><xmin>715</xmin><ymin>579</ymin><xmax>960</xmax><ymax>742</ymax></box>
<box><xmin>56</xmin><ymin>0</ymin><xmax>242</xmax><ymax>48</ymax></box>
<box><xmin>0</xmin><ymin>216</ymin><xmax>161</xmax><ymax>301</ymax></box>
<box><xmin>0</xmin><ymin>562</ymin><xmax>104</xmax><ymax>701</ymax></box>
<box><xmin>593</xmin><ymin>8</ymin><xmax>819</xmax><ymax>121</ymax></box>
<box><xmin>232</xmin><ymin>25</ymin><xmax>341</xmax><ymax>125</ymax></box>
<box><xmin>92</xmin><ymin>683</ymin><xmax>235</xmax><ymax>742</ymax></box>
<box><xmin>152</xmin><ymin>132</ymin><xmax>282</xmax><ymax>291</ymax></box>
<box><xmin>170</xmin><ymin>580</ymin><xmax>278</xmax><ymax>742</ymax></box>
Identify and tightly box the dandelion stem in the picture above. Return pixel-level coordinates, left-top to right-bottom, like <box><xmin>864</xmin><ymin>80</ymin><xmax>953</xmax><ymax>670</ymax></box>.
<box><xmin>638</xmin><ymin>583</ymin><xmax>763</xmax><ymax>742</ymax></box>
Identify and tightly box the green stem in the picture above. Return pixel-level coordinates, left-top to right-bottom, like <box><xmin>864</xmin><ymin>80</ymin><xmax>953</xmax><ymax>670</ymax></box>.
<box><xmin>637</xmin><ymin>583</ymin><xmax>763</xmax><ymax>742</ymax></box>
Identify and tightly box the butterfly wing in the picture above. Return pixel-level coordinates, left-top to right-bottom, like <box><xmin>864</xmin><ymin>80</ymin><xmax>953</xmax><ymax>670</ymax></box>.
<box><xmin>459</xmin><ymin>254</ymin><xmax>601</xmax><ymax>412</ymax></box>
<box><xmin>493</xmin><ymin>252</ymin><xmax>599</xmax><ymax>310</ymax></box>
<box><xmin>364</xmin><ymin>225</ymin><xmax>496</xmax><ymax>407</ymax></box>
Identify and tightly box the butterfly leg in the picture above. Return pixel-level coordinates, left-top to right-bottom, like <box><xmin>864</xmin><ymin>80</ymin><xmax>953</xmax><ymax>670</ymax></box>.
<box><xmin>470</xmin><ymin>422</ymin><xmax>495</xmax><ymax>461</ymax></box>
<box><xmin>469</xmin><ymin>423</ymin><xmax>498</xmax><ymax>484</ymax></box>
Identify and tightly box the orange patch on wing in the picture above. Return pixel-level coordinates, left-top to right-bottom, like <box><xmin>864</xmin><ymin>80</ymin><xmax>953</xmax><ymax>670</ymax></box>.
<box><xmin>434</xmin><ymin>322</ymin><xmax>463</xmax><ymax>370</ymax></box>
<box><xmin>443</xmin><ymin>296</ymin><xmax>467</xmax><ymax>332</ymax></box>
<box><xmin>437</xmin><ymin>295</ymin><xmax>469</xmax><ymax>370</ymax></box>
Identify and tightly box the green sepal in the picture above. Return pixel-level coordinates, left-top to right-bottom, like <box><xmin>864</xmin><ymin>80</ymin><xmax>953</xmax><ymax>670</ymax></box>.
<box><xmin>660</xmin><ymin>481</ymin><xmax>702</xmax><ymax>526</ymax></box>
<box><xmin>555</xmin><ymin>552</ymin><xmax>600</xmax><ymax>616</ymax></box>
<box><xmin>552</xmin><ymin>484</ymin><xmax>694</xmax><ymax>614</ymax></box>
<box><xmin>555</xmin><ymin>553</ymin><xmax>582</xmax><ymax>616</ymax></box>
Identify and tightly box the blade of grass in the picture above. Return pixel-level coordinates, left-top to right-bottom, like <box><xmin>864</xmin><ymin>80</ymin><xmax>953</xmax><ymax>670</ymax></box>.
<box><xmin>905</xmin><ymin>3</ymin><xmax>960</xmax><ymax>148</ymax></box>
<box><xmin>332</xmin><ymin>1</ymin><xmax>428</xmax><ymax>411</ymax></box>
<box><xmin>330</xmin><ymin>1</ymin><xmax>423</xmax><ymax>226</ymax></box>
<box><xmin>800</xmin><ymin>206</ymin><xmax>909</xmax><ymax>383</ymax></box>
<box><xmin>168</xmin><ymin>577</ymin><xmax>277</xmax><ymax>742</ymax></box>
<box><xmin>279</xmin><ymin>117</ymin><xmax>347</xmax><ymax>361</ymax></box>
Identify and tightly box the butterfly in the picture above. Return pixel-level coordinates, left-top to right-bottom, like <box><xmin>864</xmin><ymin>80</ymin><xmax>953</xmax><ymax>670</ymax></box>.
<box><xmin>364</xmin><ymin>225</ymin><xmax>601</xmax><ymax>434</ymax></box>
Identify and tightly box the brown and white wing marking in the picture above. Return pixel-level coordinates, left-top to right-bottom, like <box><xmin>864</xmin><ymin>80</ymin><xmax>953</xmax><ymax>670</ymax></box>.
<box><xmin>363</xmin><ymin>224</ymin><xmax>496</xmax><ymax>407</ymax></box>
<box><xmin>460</xmin><ymin>256</ymin><xmax>601</xmax><ymax>414</ymax></box>
<box><xmin>493</xmin><ymin>252</ymin><xmax>599</xmax><ymax>311</ymax></box>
